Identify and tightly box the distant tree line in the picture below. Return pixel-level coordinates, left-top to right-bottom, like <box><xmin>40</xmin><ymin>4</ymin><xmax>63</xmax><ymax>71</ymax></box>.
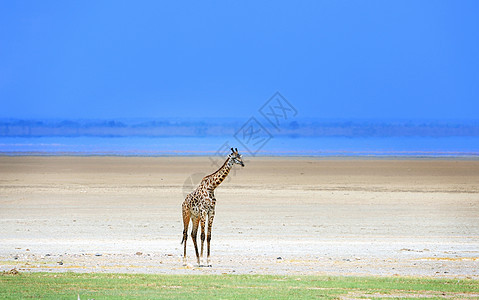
<box><xmin>0</xmin><ymin>119</ymin><xmax>478</xmax><ymax>138</ymax></box>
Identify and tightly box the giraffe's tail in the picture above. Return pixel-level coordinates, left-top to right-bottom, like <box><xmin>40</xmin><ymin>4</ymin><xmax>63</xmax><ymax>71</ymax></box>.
<box><xmin>181</xmin><ymin>229</ymin><xmax>188</xmax><ymax>244</ymax></box>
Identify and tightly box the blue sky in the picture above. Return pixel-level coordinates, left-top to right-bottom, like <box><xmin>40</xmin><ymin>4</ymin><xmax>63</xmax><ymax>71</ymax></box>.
<box><xmin>1</xmin><ymin>1</ymin><xmax>478</xmax><ymax>120</ymax></box>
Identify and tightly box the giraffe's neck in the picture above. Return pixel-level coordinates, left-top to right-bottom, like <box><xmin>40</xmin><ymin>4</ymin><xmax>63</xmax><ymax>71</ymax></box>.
<box><xmin>205</xmin><ymin>157</ymin><xmax>233</xmax><ymax>190</ymax></box>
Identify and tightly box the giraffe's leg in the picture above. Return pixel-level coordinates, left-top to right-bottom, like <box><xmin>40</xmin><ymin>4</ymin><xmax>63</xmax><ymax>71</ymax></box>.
<box><xmin>181</xmin><ymin>203</ymin><xmax>190</xmax><ymax>266</ymax></box>
<box><xmin>206</xmin><ymin>211</ymin><xmax>215</xmax><ymax>267</ymax></box>
<box><xmin>199</xmin><ymin>211</ymin><xmax>207</xmax><ymax>262</ymax></box>
<box><xmin>190</xmin><ymin>216</ymin><xmax>201</xmax><ymax>266</ymax></box>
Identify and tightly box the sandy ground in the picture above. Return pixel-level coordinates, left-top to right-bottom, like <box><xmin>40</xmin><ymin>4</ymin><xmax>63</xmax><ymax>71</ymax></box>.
<box><xmin>0</xmin><ymin>156</ymin><xmax>478</xmax><ymax>278</ymax></box>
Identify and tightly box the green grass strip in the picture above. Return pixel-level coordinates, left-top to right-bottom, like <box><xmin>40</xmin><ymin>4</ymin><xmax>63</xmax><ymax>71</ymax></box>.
<box><xmin>1</xmin><ymin>272</ymin><xmax>478</xmax><ymax>299</ymax></box>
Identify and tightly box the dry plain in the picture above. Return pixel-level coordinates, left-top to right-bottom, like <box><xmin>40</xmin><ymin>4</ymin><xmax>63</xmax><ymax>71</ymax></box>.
<box><xmin>0</xmin><ymin>156</ymin><xmax>478</xmax><ymax>278</ymax></box>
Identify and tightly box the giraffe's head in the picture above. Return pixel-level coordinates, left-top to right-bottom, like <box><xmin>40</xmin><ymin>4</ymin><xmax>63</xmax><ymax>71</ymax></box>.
<box><xmin>229</xmin><ymin>148</ymin><xmax>245</xmax><ymax>167</ymax></box>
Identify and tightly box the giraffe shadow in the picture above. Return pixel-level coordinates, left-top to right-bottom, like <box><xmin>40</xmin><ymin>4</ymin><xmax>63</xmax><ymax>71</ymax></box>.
<box><xmin>182</xmin><ymin>263</ymin><xmax>212</xmax><ymax>268</ymax></box>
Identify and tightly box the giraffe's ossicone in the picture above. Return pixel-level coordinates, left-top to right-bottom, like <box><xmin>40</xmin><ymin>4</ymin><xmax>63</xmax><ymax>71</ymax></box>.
<box><xmin>181</xmin><ymin>147</ymin><xmax>244</xmax><ymax>267</ymax></box>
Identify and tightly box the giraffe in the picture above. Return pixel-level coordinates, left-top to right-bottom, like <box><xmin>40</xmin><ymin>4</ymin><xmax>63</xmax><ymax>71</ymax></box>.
<box><xmin>181</xmin><ymin>147</ymin><xmax>244</xmax><ymax>266</ymax></box>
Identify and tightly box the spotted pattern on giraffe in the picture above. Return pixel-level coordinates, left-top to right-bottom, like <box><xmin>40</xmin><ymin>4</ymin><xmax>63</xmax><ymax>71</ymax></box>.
<box><xmin>181</xmin><ymin>148</ymin><xmax>244</xmax><ymax>267</ymax></box>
